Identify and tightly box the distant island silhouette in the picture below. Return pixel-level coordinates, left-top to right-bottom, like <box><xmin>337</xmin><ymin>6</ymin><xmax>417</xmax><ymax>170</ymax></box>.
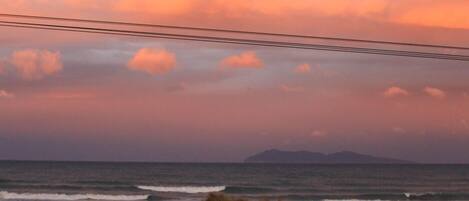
<box><xmin>245</xmin><ymin>149</ymin><xmax>414</xmax><ymax>164</ymax></box>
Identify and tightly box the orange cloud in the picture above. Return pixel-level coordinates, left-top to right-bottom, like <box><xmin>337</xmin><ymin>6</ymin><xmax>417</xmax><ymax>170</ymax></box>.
<box><xmin>220</xmin><ymin>51</ymin><xmax>263</xmax><ymax>69</ymax></box>
<box><xmin>2</xmin><ymin>1</ymin><xmax>469</xmax><ymax>35</ymax></box>
<box><xmin>394</xmin><ymin>1</ymin><xmax>469</xmax><ymax>30</ymax></box>
<box><xmin>244</xmin><ymin>0</ymin><xmax>388</xmax><ymax>16</ymax></box>
<box><xmin>279</xmin><ymin>84</ymin><xmax>304</xmax><ymax>93</ymax></box>
<box><xmin>0</xmin><ymin>90</ymin><xmax>14</xmax><ymax>98</ymax></box>
<box><xmin>293</xmin><ymin>63</ymin><xmax>311</xmax><ymax>74</ymax></box>
<box><xmin>10</xmin><ymin>49</ymin><xmax>63</xmax><ymax>80</ymax></box>
<box><xmin>113</xmin><ymin>0</ymin><xmax>193</xmax><ymax>15</ymax></box>
<box><xmin>383</xmin><ymin>86</ymin><xmax>409</xmax><ymax>98</ymax></box>
<box><xmin>424</xmin><ymin>87</ymin><xmax>446</xmax><ymax>99</ymax></box>
<box><xmin>127</xmin><ymin>48</ymin><xmax>177</xmax><ymax>75</ymax></box>
<box><xmin>215</xmin><ymin>0</ymin><xmax>469</xmax><ymax>30</ymax></box>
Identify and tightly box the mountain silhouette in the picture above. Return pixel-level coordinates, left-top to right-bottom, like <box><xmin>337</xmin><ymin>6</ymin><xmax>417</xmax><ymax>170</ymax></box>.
<box><xmin>244</xmin><ymin>149</ymin><xmax>413</xmax><ymax>164</ymax></box>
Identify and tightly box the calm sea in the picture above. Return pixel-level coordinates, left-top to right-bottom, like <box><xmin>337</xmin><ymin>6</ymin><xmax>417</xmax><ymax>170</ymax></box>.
<box><xmin>1</xmin><ymin>161</ymin><xmax>469</xmax><ymax>201</ymax></box>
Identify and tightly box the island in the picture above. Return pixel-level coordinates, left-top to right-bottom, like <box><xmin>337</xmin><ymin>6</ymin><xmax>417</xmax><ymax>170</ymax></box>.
<box><xmin>244</xmin><ymin>149</ymin><xmax>413</xmax><ymax>164</ymax></box>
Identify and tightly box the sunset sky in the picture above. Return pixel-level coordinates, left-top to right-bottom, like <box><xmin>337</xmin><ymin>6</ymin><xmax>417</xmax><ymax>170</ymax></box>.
<box><xmin>1</xmin><ymin>0</ymin><xmax>469</xmax><ymax>163</ymax></box>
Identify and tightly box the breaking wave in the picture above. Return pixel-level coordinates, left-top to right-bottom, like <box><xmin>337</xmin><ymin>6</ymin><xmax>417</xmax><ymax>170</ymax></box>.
<box><xmin>403</xmin><ymin>192</ymin><xmax>469</xmax><ymax>200</ymax></box>
<box><xmin>322</xmin><ymin>200</ymin><xmax>387</xmax><ymax>201</ymax></box>
<box><xmin>136</xmin><ymin>185</ymin><xmax>225</xmax><ymax>193</ymax></box>
<box><xmin>0</xmin><ymin>191</ymin><xmax>150</xmax><ymax>200</ymax></box>
<box><xmin>404</xmin><ymin>192</ymin><xmax>439</xmax><ymax>198</ymax></box>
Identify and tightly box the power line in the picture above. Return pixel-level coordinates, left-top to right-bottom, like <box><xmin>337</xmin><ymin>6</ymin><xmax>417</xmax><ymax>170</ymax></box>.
<box><xmin>1</xmin><ymin>13</ymin><xmax>469</xmax><ymax>51</ymax></box>
<box><xmin>1</xmin><ymin>20</ymin><xmax>469</xmax><ymax>61</ymax></box>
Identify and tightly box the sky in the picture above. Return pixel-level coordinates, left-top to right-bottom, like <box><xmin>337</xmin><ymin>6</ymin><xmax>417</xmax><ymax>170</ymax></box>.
<box><xmin>1</xmin><ymin>0</ymin><xmax>469</xmax><ymax>163</ymax></box>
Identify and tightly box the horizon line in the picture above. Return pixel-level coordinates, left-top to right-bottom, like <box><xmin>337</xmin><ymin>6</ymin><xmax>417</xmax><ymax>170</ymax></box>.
<box><xmin>2</xmin><ymin>159</ymin><xmax>469</xmax><ymax>165</ymax></box>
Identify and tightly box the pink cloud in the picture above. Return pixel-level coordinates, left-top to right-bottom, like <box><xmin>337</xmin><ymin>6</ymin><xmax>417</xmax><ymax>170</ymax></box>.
<box><xmin>10</xmin><ymin>49</ymin><xmax>63</xmax><ymax>80</ymax></box>
<box><xmin>293</xmin><ymin>63</ymin><xmax>311</xmax><ymax>74</ymax></box>
<box><xmin>46</xmin><ymin>92</ymin><xmax>96</xmax><ymax>100</ymax></box>
<box><xmin>308</xmin><ymin>65</ymin><xmax>339</xmax><ymax>77</ymax></box>
<box><xmin>127</xmin><ymin>48</ymin><xmax>177</xmax><ymax>75</ymax></box>
<box><xmin>461</xmin><ymin>119</ymin><xmax>468</xmax><ymax>130</ymax></box>
<box><xmin>383</xmin><ymin>86</ymin><xmax>409</xmax><ymax>98</ymax></box>
<box><xmin>166</xmin><ymin>82</ymin><xmax>188</xmax><ymax>92</ymax></box>
<box><xmin>0</xmin><ymin>90</ymin><xmax>14</xmax><ymax>98</ymax></box>
<box><xmin>220</xmin><ymin>51</ymin><xmax>264</xmax><ymax>69</ymax></box>
<box><xmin>310</xmin><ymin>130</ymin><xmax>328</xmax><ymax>137</ymax></box>
<box><xmin>424</xmin><ymin>87</ymin><xmax>446</xmax><ymax>99</ymax></box>
<box><xmin>392</xmin><ymin>127</ymin><xmax>407</xmax><ymax>133</ymax></box>
<box><xmin>463</xmin><ymin>92</ymin><xmax>469</xmax><ymax>99</ymax></box>
<box><xmin>0</xmin><ymin>60</ymin><xmax>5</xmax><ymax>75</ymax></box>
<box><xmin>279</xmin><ymin>84</ymin><xmax>304</xmax><ymax>93</ymax></box>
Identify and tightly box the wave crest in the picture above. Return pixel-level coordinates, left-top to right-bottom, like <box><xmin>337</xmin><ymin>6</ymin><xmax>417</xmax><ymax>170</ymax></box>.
<box><xmin>404</xmin><ymin>192</ymin><xmax>439</xmax><ymax>198</ymax></box>
<box><xmin>323</xmin><ymin>200</ymin><xmax>387</xmax><ymax>201</ymax></box>
<box><xmin>323</xmin><ymin>200</ymin><xmax>386</xmax><ymax>201</ymax></box>
<box><xmin>0</xmin><ymin>191</ymin><xmax>149</xmax><ymax>200</ymax></box>
<box><xmin>137</xmin><ymin>185</ymin><xmax>225</xmax><ymax>193</ymax></box>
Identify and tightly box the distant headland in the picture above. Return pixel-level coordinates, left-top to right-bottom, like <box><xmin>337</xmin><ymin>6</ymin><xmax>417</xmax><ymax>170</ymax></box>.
<box><xmin>244</xmin><ymin>149</ymin><xmax>414</xmax><ymax>164</ymax></box>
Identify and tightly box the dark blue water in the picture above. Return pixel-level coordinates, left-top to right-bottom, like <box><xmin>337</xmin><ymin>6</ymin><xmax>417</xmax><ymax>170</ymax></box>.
<box><xmin>1</xmin><ymin>161</ymin><xmax>469</xmax><ymax>201</ymax></box>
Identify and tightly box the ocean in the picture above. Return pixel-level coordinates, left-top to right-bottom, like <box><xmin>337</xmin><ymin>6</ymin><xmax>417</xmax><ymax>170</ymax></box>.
<box><xmin>1</xmin><ymin>161</ymin><xmax>469</xmax><ymax>201</ymax></box>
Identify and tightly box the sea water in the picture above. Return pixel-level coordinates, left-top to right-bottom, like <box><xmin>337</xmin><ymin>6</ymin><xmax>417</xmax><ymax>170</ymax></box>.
<box><xmin>1</xmin><ymin>161</ymin><xmax>469</xmax><ymax>201</ymax></box>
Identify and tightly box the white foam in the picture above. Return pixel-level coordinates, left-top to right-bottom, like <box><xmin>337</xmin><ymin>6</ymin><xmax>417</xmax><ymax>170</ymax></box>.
<box><xmin>136</xmin><ymin>186</ymin><xmax>225</xmax><ymax>193</ymax></box>
<box><xmin>404</xmin><ymin>192</ymin><xmax>437</xmax><ymax>198</ymax></box>
<box><xmin>0</xmin><ymin>191</ymin><xmax>149</xmax><ymax>200</ymax></box>
<box><xmin>322</xmin><ymin>200</ymin><xmax>386</xmax><ymax>201</ymax></box>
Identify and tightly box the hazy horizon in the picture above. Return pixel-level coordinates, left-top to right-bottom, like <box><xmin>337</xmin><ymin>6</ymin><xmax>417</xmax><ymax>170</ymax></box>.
<box><xmin>0</xmin><ymin>147</ymin><xmax>465</xmax><ymax>164</ymax></box>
